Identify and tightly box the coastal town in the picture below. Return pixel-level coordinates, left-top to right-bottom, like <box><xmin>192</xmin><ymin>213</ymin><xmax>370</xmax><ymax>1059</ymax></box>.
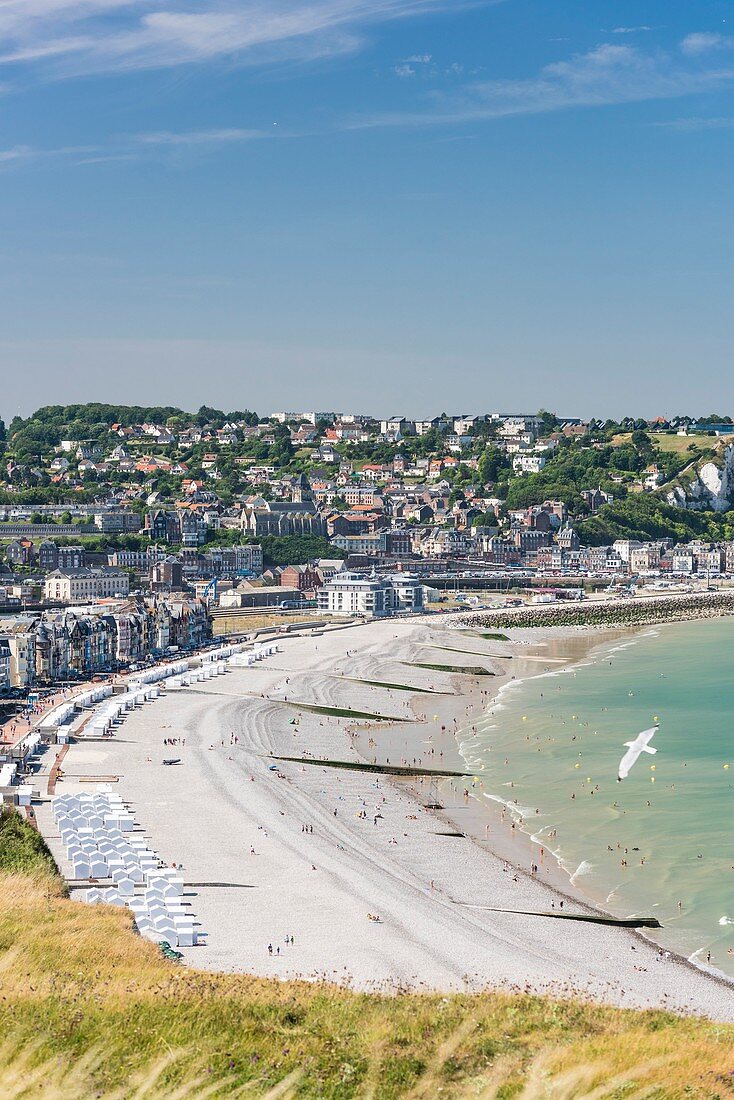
<box><xmin>4</xmin><ymin>0</ymin><xmax>734</xmax><ymax>1089</ymax></box>
<box><xmin>0</xmin><ymin>401</ymin><xmax>733</xmax><ymax>1059</ymax></box>
<box><xmin>2</xmin><ymin>404</ymin><xmax>734</xmax><ymax>693</ymax></box>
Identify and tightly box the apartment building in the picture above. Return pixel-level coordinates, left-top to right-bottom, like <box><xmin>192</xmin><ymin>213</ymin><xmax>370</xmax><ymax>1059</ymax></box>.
<box><xmin>317</xmin><ymin>572</ymin><xmax>423</xmax><ymax>617</ymax></box>
<box><xmin>512</xmin><ymin>453</ymin><xmax>547</xmax><ymax>474</ymax></box>
<box><xmin>201</xmin><ymin>544</ymin><xmax>264</xmax><ymax>576</ymax></box>
<box><xmin>0</xmin><ymin>623</ymin><xmax>36</xmax><ymax>688</ymax></box>
<box><xmin>0</xmin><ymin>640</ymin><xmax>10</xmax><ymax>692</ymax></box>
<box><xmin>44</xmin><ymin>568</ymin><xmax>130</xmax><ymax>605</ymax></box>
<box><xmin>93</xmin><ymin>510</ymin><xmax>141</xmax><ymax>533</ymax></box>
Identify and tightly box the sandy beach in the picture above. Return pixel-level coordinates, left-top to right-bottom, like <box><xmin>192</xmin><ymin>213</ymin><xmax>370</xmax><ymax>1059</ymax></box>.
<box><xmin>34</xmin><ymin>616</ymin><xmax>734</xmax><ymax>1020</ymax></box>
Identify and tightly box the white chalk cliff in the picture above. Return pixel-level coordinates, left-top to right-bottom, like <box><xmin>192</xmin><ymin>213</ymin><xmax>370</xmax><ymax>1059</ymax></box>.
<box><xmin>665</xmin><ymin>443</ymin><xmax>734</xmax><ymax>512</ymax></box>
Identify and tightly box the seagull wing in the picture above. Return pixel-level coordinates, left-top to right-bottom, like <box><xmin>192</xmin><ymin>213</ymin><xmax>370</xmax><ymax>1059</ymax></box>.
<box><xmin>618</xmin><ymin>743</ymin><xmax>640</xmax><ymax>780</ymax></box>
<box><xmin>618</xmin><ymin>726</ymin><xmax>658</xmax><ymax>780</ymax></box>
<box><xmin>638</xmin><ymin>726</ymin><xmax>658</xmax><ymax>749</ymax></box>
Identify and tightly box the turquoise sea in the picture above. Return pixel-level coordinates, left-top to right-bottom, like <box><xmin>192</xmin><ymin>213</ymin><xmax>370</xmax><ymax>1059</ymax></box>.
<box><xmin>457</xmin><ymin>617</ymin><xmax>734</xmax><ymax>976</ymax></box>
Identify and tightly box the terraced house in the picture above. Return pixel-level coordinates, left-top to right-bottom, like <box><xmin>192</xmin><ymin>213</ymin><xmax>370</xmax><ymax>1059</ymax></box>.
<box><xmin>0</xmin><ymin>597</ymin><xmax>211</xmax><ymax>686</ymax></box>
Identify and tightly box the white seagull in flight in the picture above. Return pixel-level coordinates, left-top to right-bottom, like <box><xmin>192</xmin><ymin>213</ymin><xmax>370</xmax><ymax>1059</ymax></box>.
<box><xmin>617</xmin><ymin>726</ymin><xmax>658</xmax><ymax>781</ymax></box>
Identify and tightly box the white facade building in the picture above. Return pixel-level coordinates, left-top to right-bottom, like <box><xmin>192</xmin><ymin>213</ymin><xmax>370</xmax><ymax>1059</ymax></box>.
<box><xmin>317</xmin><ymin>572</ymin><xmax>424</xmax><ymax>617</ymax></box>
<box><xmin>612</xmin><ymin>540</ymin><xmax>642</xmax><ymax>564</ymax></box>
<box><xmin>390</xmin><ymin>575</ymin><xmax>426</xmax><ymax>611</ymax></box>
<box><xmin>380</xmin><ymin>417</ymin><xmax>415</xmax><ymax>438</ymax></box>
<box><xmin>44</xmin><ymin>569</ymin><xmax>130</xmax><ymax>605</ymax></box>
<box><xmin>512</xmin><ymin>453</ymin><xmax>547</xmax><ymax>474</ymax></box>
<box><xmin>0</xmin><ymin>625</ymin><xmax>36</xmax><ymax>688</ymax></box>
<box><xmin>453</xmin><ymin>415</ymin><xmax>485</xmax><ymax>435</ymax></box>
<box><xmin>0</xmin><ymin>640</ymin><xmax>10</xmax><ymax>693</ymax></box>
<box><xmin>271</xmin><ymin>411</ymin><xmax>337</xmax><ymax>425</ymax></box>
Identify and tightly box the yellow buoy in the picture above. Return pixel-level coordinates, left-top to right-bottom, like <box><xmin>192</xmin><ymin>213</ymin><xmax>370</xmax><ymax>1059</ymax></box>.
<box><xmin>650</xmin><ymin>764</ymin><xmax>656</xmax><ymax>771</ymax></box>
<box><xmin>651</xmin><ymin>777</ymin><xmax>655</xmax><ymax>783</ymax></box>
<box><xmin>724</xmin><ymin>763</ymin><xmax>730</xmax><ymax>770</ymax></box>
<box><xmin>575</xmin><ymin>763</ymin><xmax>580</xmax><ymax>769</ymax></box>
<box><xmin>653</xmin><ymin>715</ymin><xmax>659</xmax><ymax>721</ymax></box>
<box><xmin>522</xmin><ymin>716</ymin><xmax>528</xmax><ymax>721</ymax></box>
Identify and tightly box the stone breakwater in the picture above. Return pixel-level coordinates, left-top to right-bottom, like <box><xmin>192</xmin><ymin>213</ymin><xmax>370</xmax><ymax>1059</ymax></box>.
<box><xmin>450</xmin><ymin>590</ymin><xmax>734</xmax><ymax>630</ymax></box>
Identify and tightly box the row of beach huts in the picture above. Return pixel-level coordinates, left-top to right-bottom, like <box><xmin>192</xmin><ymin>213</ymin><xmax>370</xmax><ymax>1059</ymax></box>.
<box><xmin>8</xmin><ymin>637</ymin><xmax>283</xmax><ymax>950</ymax></box>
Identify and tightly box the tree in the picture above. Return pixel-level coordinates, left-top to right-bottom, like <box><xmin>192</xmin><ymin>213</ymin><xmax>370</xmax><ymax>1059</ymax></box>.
<box><xmin>536</xmin><ymin>409</ymin><xmax>560</xmax><ymax>434</ymax></box>
<box><xmin>257</xmin><ymin>535</ymin><xmax>342</xmax><ymax>567</ymax></box>
<box><xmin>630</xmin><ymin>430</ymin><xmax>652</xmax><ymax>452</ymax></box>
<box><xmin>195</xmin><ymin>406</ymin><xmax>227</xmax><ymax>427</ymax></box>
<box><xmin>227</xmin><ymin>409</ymin><xmax>259</xmax><ymax>426</ymax></box>
<box><xmin>471</xmin><ymin>510</ymin><xmax>497</xmax><ymax>527</ymax></box>
<box><xmin>270</xmin><ymin>423</ymin><xmax>294</xmax><ymax>467</ymax></box>
<box><xmin>575</xmin><ymin>494</ymin><xmax>722</xmax><ymax>545</ymax></box>
<box><xmin>477</xmin><ymin>446</ymin><xmax>510</xmax><ymax>486</ymax></box>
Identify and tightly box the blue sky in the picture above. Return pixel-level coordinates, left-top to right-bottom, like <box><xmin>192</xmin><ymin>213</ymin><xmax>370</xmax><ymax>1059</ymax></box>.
<box><xmin>1</xmin><ymin>0</ymin><xmax>733</xmax><ymax>420</ymax></box>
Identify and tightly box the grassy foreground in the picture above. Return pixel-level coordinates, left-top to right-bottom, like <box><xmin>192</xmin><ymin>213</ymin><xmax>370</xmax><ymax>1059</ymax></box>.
<box><xmin>0</xmin><ymin>816</ymin><xmax>732</xmax><ymax>1098</ymax></box>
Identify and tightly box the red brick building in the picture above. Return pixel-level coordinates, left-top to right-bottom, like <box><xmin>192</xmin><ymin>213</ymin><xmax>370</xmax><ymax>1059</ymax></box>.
<box><xmin>278</xmin><ymin>564</ymin><xmax>323</xmax><ymax>594</ymax></box>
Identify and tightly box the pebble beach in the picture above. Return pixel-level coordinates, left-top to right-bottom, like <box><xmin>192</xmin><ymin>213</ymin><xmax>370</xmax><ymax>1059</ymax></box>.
<box><xmin>35</xmin><ymin>615</ymin><xmax>734</xmax><ymax>1020</ymax></box>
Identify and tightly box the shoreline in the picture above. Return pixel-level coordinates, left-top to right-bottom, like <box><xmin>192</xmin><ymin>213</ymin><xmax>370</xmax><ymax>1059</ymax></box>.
<box><xmin>32</xmin><ymin>613</ymin><xmax>734</xmax><ymax>1019</ymax></box>
<box><xmin>349</xmin><ymin>627</ymin><xmax>681</xmax><ymax>942</ymax></box>
<box><xmin>397</xmin><ymin>621</ymin><xmax>734</xmax><ymax>987</ymax></box>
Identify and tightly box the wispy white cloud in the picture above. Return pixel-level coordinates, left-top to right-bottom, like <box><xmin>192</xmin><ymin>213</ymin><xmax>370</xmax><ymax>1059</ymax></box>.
<box><xmin>0</xmin><ymin>0</ymin><xmax>466</xmax><ymax>80</ymax></box>
<box><xmin>0</xmin><ymin>144</ymin><xmax>37</xmax><ymax>163</ymax></box>
<box><xmin>74</xmin><ymin>152</ymin><xmax>139</xmax><ymax>164</ymax></box>
<box><xmin>0</xmin><ymin>128</ymin><xmax>269</xmax><ymax>169</ymax></box>
<box><xmin>0</xmin><ymin>38</ymin><xmax>92</xmax><ymax>64</ymax></box>
<box><xmin>611</xmin><ymin>26</ymin><xmax>653</xmax><ymax>35</ymax></box>
<box><xmin>0</xmin><ymin>141</ymin><xmax>100</xmax><ymax>167</ymax></box>
<box><xmin>680</xmin><ymin>32</ymin><xmax>734</xmax><ymax>56</ymax></box>
<box><xmin>352</xmin><ymin>41</ymin><xmax>734</xmax><ymax>128</ymax></box>
<box><xmin>655</xmin><ymin>116</ymin><xmax>734</xmax><ymax>131</ymax></box>
<box><xmin>135</xmin><ymin>127</ymin><xmax>263</xmax><ymax>146</ymax></box>
<box><xmin>391</xmin><ymin>52</ymin><xmax>466</xmax><ymax>80</ymax></box>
